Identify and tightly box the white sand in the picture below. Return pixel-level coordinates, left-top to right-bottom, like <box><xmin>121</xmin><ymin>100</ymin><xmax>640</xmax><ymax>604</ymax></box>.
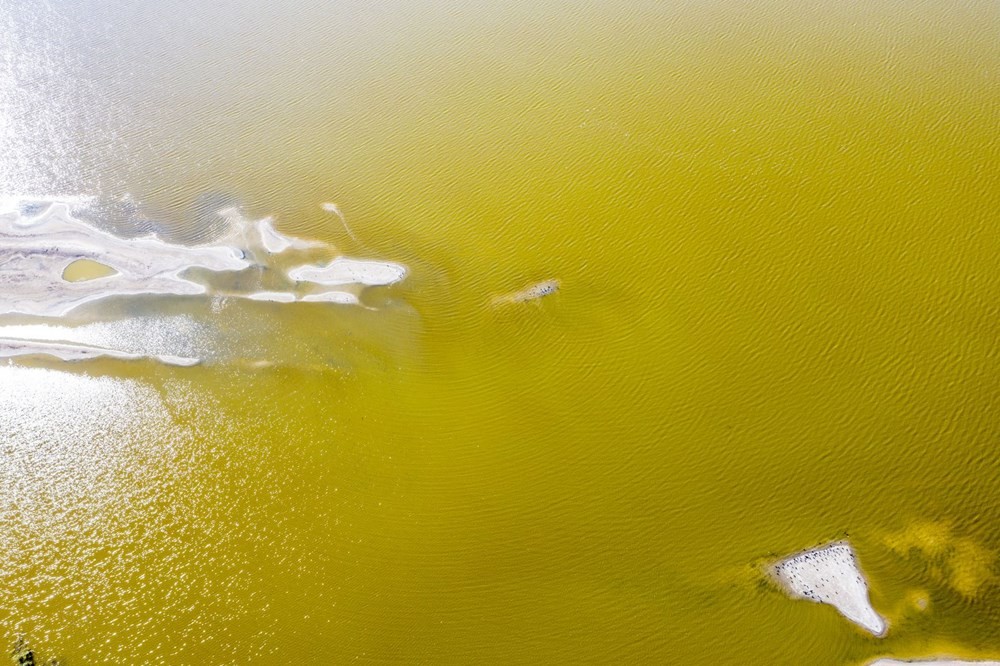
<box><xmin>246</xmin><ymin>291</ymin><xmax>298</xmax><ymax>303</ymax></box>
<box><xmin>867</xmin><ymin>658</ymin><xmax>1000</xmax><ymax>666</ymax></box>
<box><xmin>0</xmin><ymin>337</ymin><xmax>199</xmax><ymax>366</ymax></box>
<box><xmin>491</xmin><ymin>279</ymin><xmax>560</xmax><ymax>306</ymax></box>
<box><xmin>0</xmin><ymin>203</ymin><xmax>248</xmax><ymax>317</ymax></box>
<box><xmin>253</xmin><ymin>217</ymin><xmax>322</xmax><ymax>254</ymax></box>
<box><xmin>771</xmin><ymin>541</ymin><xmax>888</xmax><ymax>637</ymax></box>
<box><xmin>288</xmin><ymin>257</ymin><xmax>407</xmax><ymax>286</ymax></box>
<box><xmin>0</xmin><ymin>200</ymin><xmax>407</xmax><ymax>317</ymax></box>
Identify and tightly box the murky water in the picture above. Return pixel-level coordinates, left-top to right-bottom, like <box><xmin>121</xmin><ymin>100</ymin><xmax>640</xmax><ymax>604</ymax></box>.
<box><xmin>1</xmin><ymin>0</ymin><xmax>999</xmax><ymax>663</ymax></box>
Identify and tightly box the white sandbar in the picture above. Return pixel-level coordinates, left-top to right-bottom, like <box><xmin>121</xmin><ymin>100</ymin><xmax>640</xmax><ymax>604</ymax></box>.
<box><xmin>771</xmin><ymin>541</ymin><xmax>888</xmax><ymax>637</ymax></box>
<box><xmin>246</xmin><ymin>291</ymin><xmax>298</xmax><ymax>303</ymax></box>
<box><xmin>868</xmin><ymin>658</ymin><xmax>1000</xmax><ymax>666</ymax></box>
<box><xmin>491</xmin><ymin>279</ymin><xmax>560</xmax><ymax>306</ymax></box>
<box><xmin>0</xmin><ymin>337</ymin><xmax>200</xmax><ymax>366</ymax></box>
<box><xmin>299</xmin><ymin>292</ymin><xmax>360</xmax><ymax>305</ymax></box>
<box><xmin>288</xmin><ymin>258</ymin><xmax>407</xmax><ymax>286</ymax></box>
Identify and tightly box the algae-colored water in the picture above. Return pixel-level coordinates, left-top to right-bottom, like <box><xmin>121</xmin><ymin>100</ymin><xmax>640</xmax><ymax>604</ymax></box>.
<box><xmin>1</xmin><ymin>0</ymin><xmax>999</xmax><ymax>663</ymax></box>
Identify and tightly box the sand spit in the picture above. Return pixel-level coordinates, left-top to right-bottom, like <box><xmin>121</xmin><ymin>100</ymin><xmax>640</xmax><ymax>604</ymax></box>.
<box><xmin>252</xmin><ymin>216</ymin><xmax>321</xmax><ymax>254</ymax></box>
<box><xmin>770</xmin><ymin>541</ymin><xmax>888</xmax><ymax>637</ymax></box>
<box><xmin>0</xmin><ymin>336</ymin><xmax>200</xmax><ymax>366</ymax></box>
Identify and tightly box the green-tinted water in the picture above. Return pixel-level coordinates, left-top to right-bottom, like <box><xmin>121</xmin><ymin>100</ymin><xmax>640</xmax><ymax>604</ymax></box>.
<box><xmin>1</xmin><ymin>0</ymin><xmax>999</xmax><ymax>663</ymax></box>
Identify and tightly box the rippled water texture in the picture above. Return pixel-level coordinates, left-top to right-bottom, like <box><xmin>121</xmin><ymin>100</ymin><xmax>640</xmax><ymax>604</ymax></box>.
<box><xmin>1</xmin><ymin>0</ymin><xmax>998</xmax><ymax>663</ymax></box>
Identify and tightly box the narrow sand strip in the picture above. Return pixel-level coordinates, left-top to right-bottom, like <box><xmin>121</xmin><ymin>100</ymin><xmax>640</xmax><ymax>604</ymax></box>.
<box><xmin>867</xmin><ymin>657</ymin><xmax>1000</xmax><ymax>666</ymax></box>
<box><xmin>246</xmin><ymin>291</ymin><xmax>298</xmax><ymax>303</ymax></box>
<box><xmin>299</xmin><ymin>292</ymin><xmax>360</xmax><ymax>305</ymax></box>
<box><xmin>0</xmin><ymin>337</ymin><xmax>200</xmax><ymax>366</ymax></box>
<box><xmin>287</xmin><ymin>257</ymin><xmax>407</xmax><ymax>286</ymax></box>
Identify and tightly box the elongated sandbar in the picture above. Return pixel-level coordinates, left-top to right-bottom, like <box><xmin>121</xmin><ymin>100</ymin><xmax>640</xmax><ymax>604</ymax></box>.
<box><xmin>868</xmin><ymin>658</ymin><xmax>1000</xmax><ymax>666</ymax></box>
<box><xmin>0</xmin><ymin>337</ymin><xmax>199</xmax><ymax>366</ymax></box>
<box><xmin>287</xmin><ymin>258</ymin><xmax>407</xmax><ymax>286</ymax></box>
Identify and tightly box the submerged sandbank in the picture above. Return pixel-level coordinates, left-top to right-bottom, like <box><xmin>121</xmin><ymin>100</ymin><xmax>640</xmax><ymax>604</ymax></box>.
<box><xmin>0</xmin><ymin>336</ymin><xmax>199</xmax><ymax>366</ymax></box>
<box><xmin>490</xmin><ymin>279</ymin><xmax>560</xmax><ymax>306</ymax></box>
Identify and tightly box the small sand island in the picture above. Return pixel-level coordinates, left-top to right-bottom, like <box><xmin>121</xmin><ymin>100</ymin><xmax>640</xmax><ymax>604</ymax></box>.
<box><xmin>770</xmin><ymin>541</ymin><xmax>888</xmax><ymax>637</ymax></box>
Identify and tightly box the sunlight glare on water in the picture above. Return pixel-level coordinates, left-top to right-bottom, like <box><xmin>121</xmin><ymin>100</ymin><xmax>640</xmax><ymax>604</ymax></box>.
<box><xmin>0</xmin><ymin>0</ymin><xmax>998</xmax><ymax>663</ymax></box>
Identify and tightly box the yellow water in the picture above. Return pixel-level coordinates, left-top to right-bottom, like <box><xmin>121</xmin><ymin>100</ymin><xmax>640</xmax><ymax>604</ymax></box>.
<box><xmin>1</xmin><ymin>0</ymin><xmax>999</xmax><ymax>663</ymax></box>
<box><xmin>61</xmin><ymin>260</ymin><xmax>118</xmax><ymax>283</ymax></box>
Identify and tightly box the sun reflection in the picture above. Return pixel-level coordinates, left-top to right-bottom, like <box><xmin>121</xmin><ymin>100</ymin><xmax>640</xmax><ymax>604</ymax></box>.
<box><xmin>0</xmin><ymin>366</ymin><xmax>173</xmax><ymax>537</ymax></box>
<box><xmin>0</xmin><ymin>1</ymin><xmax>89</xmax><ymax>195</ymax></box>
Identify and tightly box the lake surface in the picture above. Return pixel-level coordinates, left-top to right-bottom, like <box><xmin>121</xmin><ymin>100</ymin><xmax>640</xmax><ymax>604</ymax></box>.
<box><xmin>1</xmin><ymin>0</ymin><xmax>999</xmax><ymax>663</ymax></box>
